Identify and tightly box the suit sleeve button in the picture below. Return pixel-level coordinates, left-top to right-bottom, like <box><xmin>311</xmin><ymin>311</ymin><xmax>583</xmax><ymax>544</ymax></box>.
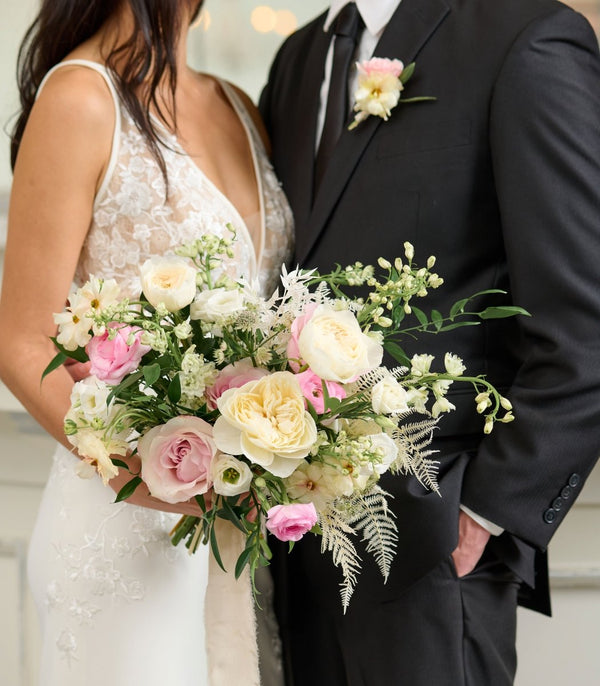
<box><xmin>561</xmin><ymin>486</ymin><xmax>572</xmax><ymax>499</ymax></box>
<box><xmin>552</xmin><ymin>497</ymin><xmax>564</xmax><ymax>510</ymax></box>
<box><xmin>569</xmin><ymin>474</ymin><xmax>580</xmax><ymax>488</ymax></box>
<box><xmin>543</xmin><ymin>508</ymin><xmax>557</xmax><ymax>524</ymax></box>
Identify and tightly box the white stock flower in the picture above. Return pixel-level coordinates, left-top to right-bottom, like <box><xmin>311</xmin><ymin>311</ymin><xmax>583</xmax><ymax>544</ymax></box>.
<box><xmin>444</xmin><ymin>353</ymin><xmax>466</xmax><ymax>376</ymax></box>
<box><xmin>211</xmin><ymin>453</ymin><xmax>253</xmax><ymax>496</ymax></box>
<box><xmin>406</xmin><ymin>386</ymin><xmax>429</xmax><ymax>413</ymax></box>
<box><xmin>140</xmin><ymin>256</ymin><xmax>197</xmax><ymax>312</ymax></box>
<box><xmin>298</xmin><ymin>305</ymin><xmax>383</xmax><ymax>383</ymax></box>
<box><xmin>431</xmin><ymin>396</ymin><xmax>456</xmax><ymax>418</ymax></box>
<box><xmin>371</xmin><ymin>376</ymin><xmax>410</xmax><ymax>414</ymax></box>
<box><xmin>70</xmin><ymin>376</ymin><xmax>113</xmax><ymax>423</ymax></box>
<box><xmin>190</xmin><ymin>287</ymin><xmax>245</xmax><ymax>323</ymax></box>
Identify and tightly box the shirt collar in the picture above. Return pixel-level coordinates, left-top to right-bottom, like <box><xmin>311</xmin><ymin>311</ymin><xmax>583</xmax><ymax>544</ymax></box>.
<box><xmin>323</xmin><ymin>0</ymin><xmax>402</xmax><ymax>38</ymax></box>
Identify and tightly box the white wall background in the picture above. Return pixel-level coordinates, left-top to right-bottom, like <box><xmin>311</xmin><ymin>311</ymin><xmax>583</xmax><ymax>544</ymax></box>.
<box><xmin>0</xmin><ymin>1</ymin><xmax>599</xmax><ymax>685</ymax></box>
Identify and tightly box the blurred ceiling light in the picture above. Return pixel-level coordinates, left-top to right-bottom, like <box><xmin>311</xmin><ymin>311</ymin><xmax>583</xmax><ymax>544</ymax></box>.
<box><xmin>274</xmin><ymin>9</ymin><xmax>298</xmax><ymax>36</ymax></box>
<box><xmin>251</xmin><ymin>5</ymin><xmax>277</xmax><ymax>33</ymax></box>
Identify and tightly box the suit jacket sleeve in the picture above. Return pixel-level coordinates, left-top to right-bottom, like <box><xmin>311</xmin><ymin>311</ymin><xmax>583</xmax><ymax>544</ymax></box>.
<box><xmin>461</xmin><ymin>7</ymin><xmax>600</xmax><ymax>549</ymax></box>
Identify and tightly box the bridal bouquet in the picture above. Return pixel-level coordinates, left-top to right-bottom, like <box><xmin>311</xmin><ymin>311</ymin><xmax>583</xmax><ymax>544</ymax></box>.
<box><xmin>46</xmin><ymin>229</ymin><xmax>523</xmax><ymax>609</ymax></box>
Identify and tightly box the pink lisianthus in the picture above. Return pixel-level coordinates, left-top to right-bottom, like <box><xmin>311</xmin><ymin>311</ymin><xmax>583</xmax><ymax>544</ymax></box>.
<box><xmin>295</xmin><ymin>369</ymin><xmax>346</xmax><ymax>414</ymax></box>
<box><xmin>266</xmin><ymin>503</ymin><xmax>318</xmax><ymax>542</ymax></box>
<box><xmin>287</xmin><ymin>303</ymin><xmax>319</xmax><ymax>372</ymax></box>
<box><xmin>137</xmin><ymin>416</ymin><xmax>216</xmax><ymax>503</ymax></box>
<box><xmin>205</xmin><ymin>359</ymin><xmax>269</xmax><ymax>410</ymax></box>
<box><xmin>86</xmin><ymin>324</ymin><xmax>150</xmax><ymax>385</ymax></box>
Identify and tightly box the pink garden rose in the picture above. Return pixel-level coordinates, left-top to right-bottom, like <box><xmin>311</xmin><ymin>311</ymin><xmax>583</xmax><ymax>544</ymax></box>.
<box><xmin>265</xmin><ymin>503</ymin><xmax>318</xmax><ymax>542</ymax></box>
<box><xmin>287</xmin><ymin>303</ymin><xmax>319</xmax><ymax>371</ymax></box>
<box><xmin>205</xmin><ymin>359</ymin><xmax>269</xmax><ymax>410</ymax></box>
<box><xmin>137</xmin><ymin>416</ymin><xmax>216</xmax><ymax>504</ymax></box>
<box><xmin>86</xmin><ymin>324</ymin><xmax>150</xmax><ymax>385</ymax></box>
<box><xmin>295</xmin><ymin>369</ymin><xmax>346</xmax><ymax>414</ymax></box>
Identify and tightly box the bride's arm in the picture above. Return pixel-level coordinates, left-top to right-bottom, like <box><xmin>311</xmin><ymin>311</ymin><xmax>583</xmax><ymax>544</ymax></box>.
<box><xmin>0</xmin><ymin>67</ymin><xmax>200</xmax><ymax>517</ymax></box>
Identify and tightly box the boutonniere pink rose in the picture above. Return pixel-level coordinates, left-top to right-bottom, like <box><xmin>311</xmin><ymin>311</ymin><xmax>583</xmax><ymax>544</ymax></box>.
<box><xmin>348</xmin><ymin>58</ymin><xmax>435</xmax><ymax>130</ymax></box>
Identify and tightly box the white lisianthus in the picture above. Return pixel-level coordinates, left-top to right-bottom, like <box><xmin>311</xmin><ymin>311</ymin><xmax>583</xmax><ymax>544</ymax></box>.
<box><xmin>371</xmin><ymin>376</ymin><xmax>410</xmax><ymax>414</ymax></box>
<box><xmin>444</xmin><ymin>353</ymin><xmax>466</xmax><ymax>376</ymax></box>
<box><xmin>211</xmin><ymin>453</ymin><xmax>253</xmax><ymax>496</ymax></box>
<box><xmin>190</xmin><ymin>287</ymin><xmax>245</xmax><ymax>323</ymax></box>
<box><xmin>213</xmin><ymin>372</ymin><xmax>317</xmax><ymax>478</ymax></box>
<box><xmin>410</xmin><ymin>354</ymin><xmax>435</xmax><ymax>377</ymax></box>
<box><xmin>140</xmin><ymin>256</ymin><xmax>197</xmax><ymax>312</ymax></box>
<box><xmin>368</xmin><ymin>432</ymin><xmax>399</xmax><ymax>475</ymax></box>
<box><xmin>298</xmin><ymin>305</ymin><xmax>383</xmax><ymax>383</ymax></box>
<box><xmin>285</xmin><ymin>461</ymin><xmax>354</xmax><ymax>509</ymax></box>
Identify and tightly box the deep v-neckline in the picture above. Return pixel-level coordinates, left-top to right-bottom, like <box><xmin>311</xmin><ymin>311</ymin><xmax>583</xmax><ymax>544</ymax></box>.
<box><xmin>152</xmin><ymin>79</ymin><xmax>266</xmax><ymax>270</ymax></box>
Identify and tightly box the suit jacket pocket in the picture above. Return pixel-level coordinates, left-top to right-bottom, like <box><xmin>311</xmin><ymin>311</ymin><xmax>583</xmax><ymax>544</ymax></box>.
<box><xmin>376</xmin><ymin>117</ymin><xmax>472</xmax><ymax>159</ymax></box>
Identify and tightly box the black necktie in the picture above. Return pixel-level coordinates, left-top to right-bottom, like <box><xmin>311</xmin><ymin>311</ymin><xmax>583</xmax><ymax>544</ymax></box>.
<box><xmin>314</xmin><ymin>3</ymin><xmax>364</xmax><ymax>191</ymax></box>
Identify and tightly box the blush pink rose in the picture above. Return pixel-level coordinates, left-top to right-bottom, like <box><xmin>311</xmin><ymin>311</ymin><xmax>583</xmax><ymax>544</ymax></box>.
<box><xmin>266</xmin><ymin>503</ymin><xmax>318</xmax><ymax>542</ymax></box>
<box><xmin>295</xmin><ymin>369</ymin><xmax>346</xmax><ymax>414</ymax></box>
<box><xmin>287</xmin><ymin>303</ymin><xmax>319</xmax><ymax>372</ymax></box>
<box><xmin>360</xmin><ymin>57</ymin><xmax>404</xmax><ymax>78</ymax></box>
<box><xmin>86</xmin><ymin>324</ymin><xmax>150</xmax><ymax>385</ymax></box>
<box><xmin>137</xmin><ymin>416</ymin><xmax>216</xmax><ymax>504</ymax></box>
<box><xmin>205</xmin><ymin>359</ymin><xmax>269</xmax><ymax>410</ymax></box>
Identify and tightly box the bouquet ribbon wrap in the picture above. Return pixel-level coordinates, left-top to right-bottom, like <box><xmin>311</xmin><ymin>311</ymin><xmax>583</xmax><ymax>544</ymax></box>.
<box><xmin>205</xmin><ymin>518</ymin><xmax>261</xmax><ymax>686</ymax></box>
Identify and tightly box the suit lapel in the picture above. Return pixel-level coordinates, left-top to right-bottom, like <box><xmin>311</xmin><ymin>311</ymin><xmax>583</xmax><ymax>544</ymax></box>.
<box><xmin>297</xmin><ymin>0</ymin><xmax>451</xmax><ymax>265</ymax></box>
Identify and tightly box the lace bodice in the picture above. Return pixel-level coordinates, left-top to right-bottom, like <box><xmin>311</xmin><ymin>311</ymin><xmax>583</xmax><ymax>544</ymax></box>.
<box><xmin>38</xmin><ymin>59</ymin><xmax>294</xmax><ymax>298</ymax></box>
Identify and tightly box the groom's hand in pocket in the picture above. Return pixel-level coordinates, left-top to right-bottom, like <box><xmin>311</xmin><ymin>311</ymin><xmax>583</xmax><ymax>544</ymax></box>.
<box><xmin>451</xmin><ymin>510</ymin><xmax>491</xmax><ymax>577</ymax></box>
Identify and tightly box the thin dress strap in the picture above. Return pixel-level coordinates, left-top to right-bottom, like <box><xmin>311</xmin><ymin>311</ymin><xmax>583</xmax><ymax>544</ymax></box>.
<box><xmin>36</xmin><ymin>59</ymin><xmax>122</xmax><ymax>205</ymax></box>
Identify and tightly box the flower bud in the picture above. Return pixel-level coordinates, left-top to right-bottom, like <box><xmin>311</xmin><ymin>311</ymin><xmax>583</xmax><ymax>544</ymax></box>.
<box><xmin>500</xmin><ymin>396</ymin><xmax>513</xmax><ymax>411</ymax></box>
<box><xmin>378</xmin><ymin>257</ymin><xmax>392</xmax><ymax>270</ymax></box>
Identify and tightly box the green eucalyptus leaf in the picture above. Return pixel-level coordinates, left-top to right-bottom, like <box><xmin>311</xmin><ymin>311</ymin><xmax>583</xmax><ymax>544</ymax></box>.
<box><xmin>400</xmin><ymin>61</ymin><xmax>415</xmax><ymax>83</ymax></box>
<box><xmin>209</xmin><ymin>524</ymin><xmax>227</xmax><ymax>572</ymax></box>
<box><xmin>479</xmin><ymin>306</ymin><xmax>530</xmax><ymax>320</ymax></box>
<box><xmin>383</xmin><ymin>341</ymin><xmax>410</xmax><ymax>366</ymax></box>
<box><xmin>431</xmin><ymin>309</ymin><xmax>443</xmax><ymax>330</ymax></box>
<box><xmin>168</xmin><ymin>373</ymin><xmax>182</xmax><ymax>403</ymax></box>
<box><xmin>114</xmin><ymin>476</ymin><xmax>142</xmax><ymax>503</ymax></box>
<box><xmin>411</xmin><ymin>306</ymin><xmax>429</xmax><ymax>328</ymax></box>
<box><xmin>41</xmin><ymin>351</ymin><xmax>68</xmax><ymax>381</ymax></box>
<box><xmin>142</xmin><ymin>363</ymin><xmax>161</xmax><ymax>385</ymax></box>
<box><xmin>234</xmin><ymin>546</ymin><xmax>253</xmax><ymax>579</ymax></box>
<box><xmin>110</xmin><ymin>458</ymin><xmax>130</xmax><ymax>470</ymax></box>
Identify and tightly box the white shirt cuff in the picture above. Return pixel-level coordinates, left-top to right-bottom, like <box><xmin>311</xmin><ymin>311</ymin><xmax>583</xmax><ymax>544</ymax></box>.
<box><xmin>460</xmin><ymin>505</ymin><xmax>504</xmax><ymax>537</ymax></box>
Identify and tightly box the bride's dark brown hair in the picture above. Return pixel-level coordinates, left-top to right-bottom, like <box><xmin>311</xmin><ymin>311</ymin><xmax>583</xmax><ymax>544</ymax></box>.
<box><xmin>10</xmin><ymin>0</ymin><xmax>204</xmax><ymax>178</ymax></box>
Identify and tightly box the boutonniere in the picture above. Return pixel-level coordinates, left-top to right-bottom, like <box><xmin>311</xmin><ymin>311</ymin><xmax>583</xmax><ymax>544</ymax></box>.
<box><xmin>348</xmin><ymin>58</ymin><xmax>435</xmax><ymax>130</ymax></box>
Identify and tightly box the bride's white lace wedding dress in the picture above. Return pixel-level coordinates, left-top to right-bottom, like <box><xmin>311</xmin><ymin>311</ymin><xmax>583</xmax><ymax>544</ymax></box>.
<box><xmin>27</xmin><ymin>59</ymin><xmax>294</xmax><ymax>686</ymax></box>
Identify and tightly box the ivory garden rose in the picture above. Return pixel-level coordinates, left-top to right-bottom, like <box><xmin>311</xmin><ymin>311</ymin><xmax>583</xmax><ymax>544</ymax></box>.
<box><xmin>205</xmin><ymin>358</ymin><xmax>269</xmax><ymax>410</ymax></box>
<box><xmin>213</xmin><ymin>371</ymin><xmax>318</xmax><ymax>478</ymax></box>
<box><xmin>137</xmin><ymin>416</ymin><xmax>216</xmax><ymax>503</ymax></box>
<box><xmin>291</xmin><ymin>304</ymin><xmax>383</xmax><ymax>383</ymax></box>
<box><xmin>140</xmin><ymin>255</ymin><xmax>197</xmax><ymax>312</ymax></box>
<box><xmin>190</xmin><ymin>287</ymin><xmax>245</xmax><ymax>323</ymax></box>
<box><xmin>371</xmin><ymin>375</ymin><xmax>410</xmax><ymax>414</ymax></box>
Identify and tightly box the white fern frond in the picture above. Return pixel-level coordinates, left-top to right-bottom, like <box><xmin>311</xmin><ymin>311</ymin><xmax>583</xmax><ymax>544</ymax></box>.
<box><xmin>346</xmin><ymin>486</ymin><xmax>398</xmax><ymax>582</ymax></box>
<box><xmin>392</xmin><ymin>417</ymin><xmax>441</xmax><ymax>494</ymax></box>
<box><xmin>318</xmin><ymin>507</ymin><xmax>362</xmax><ymax>612</ymax></box>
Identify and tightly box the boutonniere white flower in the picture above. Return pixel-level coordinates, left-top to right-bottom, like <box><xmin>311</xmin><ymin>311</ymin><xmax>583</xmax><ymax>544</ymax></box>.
<box><xmin>348</xmin><ymin>57</ymin><xmax>435</xmax><ymax>130</ymax></box>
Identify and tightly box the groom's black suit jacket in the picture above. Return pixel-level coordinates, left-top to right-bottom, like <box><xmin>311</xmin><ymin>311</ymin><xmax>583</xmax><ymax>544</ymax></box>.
<box><xmin>260</xmin><ymin>0</ymin><xmax>600</xmax><ymax>673</ymax></box>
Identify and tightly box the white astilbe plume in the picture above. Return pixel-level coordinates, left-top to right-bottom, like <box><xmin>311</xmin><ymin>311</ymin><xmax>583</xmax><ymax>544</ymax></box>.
<box><xmin>318</xmin><ymin>507</ymin><xmax>362</xmax><ymax>612</ymax></box>
<box><xmin>346</xmin><ymin>486</ymin><xmax>398</xmax><ymax>582</ymax></box>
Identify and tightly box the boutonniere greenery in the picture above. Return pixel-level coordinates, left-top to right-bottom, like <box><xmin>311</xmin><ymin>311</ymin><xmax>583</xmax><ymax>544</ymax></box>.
<box><xmin>348</xmin><ymin>58</ymin><xmax>435</xmax><ymax>130</ymax></box>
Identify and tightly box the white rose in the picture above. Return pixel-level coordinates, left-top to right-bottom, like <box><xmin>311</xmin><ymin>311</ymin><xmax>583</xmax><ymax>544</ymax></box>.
<box><xmin>211</xmin><ymin>453</ymin><xmax>253</xmax><ymax>496</ymax></box>
<box><xmin>371</xmin><ymin>376</ymin><xmax>410</xmax><ymax>414</ymax></box>
<box><xmin>190</xmin><ymin>287</ymin><xmax>245</xmax><ymax>323</ymax></box>
<box><xmin>298</xmin><ymin>305</ymin><xmax>383</xmax><ymax>383</ymax></box>
<box><xmin>140</xmin><ymin>256</ymin><xmax>197</xmax><ymax>312</ymax></box>
<box><xmin>369</xmin><ymin>433</ymin><xmax>399</xmax><ymax>475</ymax></box>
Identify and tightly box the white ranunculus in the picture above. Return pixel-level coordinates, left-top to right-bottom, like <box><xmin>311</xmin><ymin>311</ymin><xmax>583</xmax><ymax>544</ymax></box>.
<box><xmin>371</xmin><ymin>376</ymin><xmax>410</xmax><ymax>414</ymax></box>
<box><xmin>298</xmin><ymin>305</ymin><xmax>383</xmax><ymax>383</ymax></box>
<box><xmin>140</xmin><ymin>256</ymin><xmax>197</xmax><ymax>312</ymax></box>
<box><xmin>369</xmin><ymin>433</ymin><xmax>399</xmax><ymax>475</ymax></box>
<box><xmin>190</xmin><ymin>287</ymin><xmax>245</xmax><ymax>323</ymax></box>
<box><xmin>211</xmin><ymin>453</ymin><xmax>253</xmax><ymax>496</ymax></box>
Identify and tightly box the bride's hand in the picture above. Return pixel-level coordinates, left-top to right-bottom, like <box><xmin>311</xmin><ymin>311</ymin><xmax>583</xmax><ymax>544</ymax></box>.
<box><xmin>108</xmin><ymin>453</ymin><xmax>205</xmax><ymax>517</ymax></box>
<box><xmin>64</xmin><ymin>357</ymin><xmax>92</xmax><ymax>381</ymax></box>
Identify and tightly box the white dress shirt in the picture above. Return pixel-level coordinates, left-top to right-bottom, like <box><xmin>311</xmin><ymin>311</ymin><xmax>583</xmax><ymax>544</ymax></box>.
<box><xmin>316</xmin><ymin>1</ymin><xmax>504</xmax><ymax>539</ymax></box>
